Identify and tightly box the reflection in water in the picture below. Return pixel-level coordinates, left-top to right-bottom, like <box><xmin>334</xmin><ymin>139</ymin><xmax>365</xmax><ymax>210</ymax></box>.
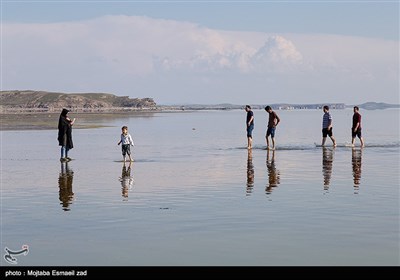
<box><xmin>352</xmin><ymin>148</ymin><xmax>362</xmax><ymax>194</ymax></box>
<box><xmin>322</xmin><ymin>147</ymin><xmax>334</xmax><ymax>192</ymax></box>
<box><xmin>120</xmin><ymin>162</ymin><xmax>134</xmax><ymax>201</ymax></box>
<box><xmin>58</xmin><ymin>162</ymin><xmax>74</xmax><ymax>211</ymax></box>
<box><xmin>246</xmin><ymin>150</ymin><xmax>254</xmax><ymax>196</ymax></box>
<box><xmin>265</xmin><ymin>150</ymin><xmax>280</xmax><ymax>195</ymax></box>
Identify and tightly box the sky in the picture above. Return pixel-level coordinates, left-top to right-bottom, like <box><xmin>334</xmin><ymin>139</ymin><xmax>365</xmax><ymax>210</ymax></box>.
<box><xmin>1</xmin><ymin>0</ymin><xmax>399</xmax><ymax>105</ymax></box>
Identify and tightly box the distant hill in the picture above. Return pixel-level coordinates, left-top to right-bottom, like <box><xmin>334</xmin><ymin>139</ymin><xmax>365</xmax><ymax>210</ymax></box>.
<box><xmin>0</xmin><ymin>90</ymin><xmax>157</xmax><ymax>112</ymax></box>
<box><xmin>352</xmin><ymin>102</ymin><xmax>400</xmax><ymax>110</ymax></box>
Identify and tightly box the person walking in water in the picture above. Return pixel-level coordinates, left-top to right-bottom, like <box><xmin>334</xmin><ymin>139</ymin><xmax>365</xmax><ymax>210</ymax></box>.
<box><xmin>117</xmin><ymin>126</ymin><xmax>134</xmax><ymax>162</ymax></box>
<box><xmin>245</xmin><ymin>105</ymin><xmax>254</xmax><ymax>149</ymax></box>
<box><xmin>265</xmin><ymin>106</ymin><xmax>280</xmax><ymax>150</ymax></box>
<box><xmin>321</xmin><ymin>105</ymin><xmax>337</xmax><ymax>147</ymax></box>
<box><xmin>58</xmin><ymin>108</ymin><xmax>75</xmax><ymax>162</ymax></box>
<box><xmin>351</xmin><ymin>106</ymin><xmax>365</xmax><ymax>147</ymax></box>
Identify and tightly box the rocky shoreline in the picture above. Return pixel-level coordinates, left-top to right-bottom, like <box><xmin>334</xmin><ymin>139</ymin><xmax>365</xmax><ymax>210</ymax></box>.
<box><xmin>0</xmin><ymin>90</ymin><xmax>157</xmax><ymax>113</ymax></box>
<box><xmin>0</xmin><ymin>90</ymin><xmax>158</xmax><ymax>130</ymax></box>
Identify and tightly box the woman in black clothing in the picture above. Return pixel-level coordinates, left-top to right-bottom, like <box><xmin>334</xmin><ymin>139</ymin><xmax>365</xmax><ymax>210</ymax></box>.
<box><xmin>58</xmin><ymin>108</ymin><xmax>75</xmax><ymax>162</ymax></box>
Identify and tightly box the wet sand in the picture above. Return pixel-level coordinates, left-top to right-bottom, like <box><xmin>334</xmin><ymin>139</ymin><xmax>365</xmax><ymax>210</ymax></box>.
<box><xmin>0</xmin><ymin>111</ymin><xmax>159</xmax><ymax>130</ymax></box>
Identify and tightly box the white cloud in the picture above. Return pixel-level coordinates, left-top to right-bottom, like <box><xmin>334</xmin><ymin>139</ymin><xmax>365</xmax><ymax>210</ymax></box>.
<box><xmin>3</xmin><ymin>15</ymin><xmax>398</xmax><ymax>104</ymax></box>
<box><xmin>250</xmin><ymin>36</ymin><xmax>303</xmax><ymax>72</ymax></box>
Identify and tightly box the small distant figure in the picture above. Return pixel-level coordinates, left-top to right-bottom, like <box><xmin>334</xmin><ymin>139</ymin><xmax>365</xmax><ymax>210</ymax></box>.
<box><xmin>245</xmin><ymin>105</ymin><xmax>254</xmax><ymax>149</ymax></box>
<box><xmin>117</xmin><ymin>126</ymin><xmax>134</xmax><ymax>162</ymax></box>
<box><xmin>264</xmin><ymin>106</ymin><xmax>280</xmax><ymax>150</ymax></box>
<box><xmin>351</xmin><ymin>106</ymin><xmax>365</xmax><ymax>147</ymax></box>
<box><xmin>57</xmin><ymin>108</ymin><xmax>75</xmax><ymax>162</ymax></box>
<box><xmin>321</xmin><ymin>105</ymin><xmax>337</xmax><ymax>147</ymax></box>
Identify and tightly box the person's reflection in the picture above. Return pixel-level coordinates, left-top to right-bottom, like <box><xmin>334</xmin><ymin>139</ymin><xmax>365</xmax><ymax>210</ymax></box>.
<box><xmin>352</xmin><ymin>147</ymin><xmax>362</xmax><ymax>194</ymax></box>
<box><xmin>265</xmin><ymin>149</ymin><xmax>280</xmax><ymax>195</ymax></box>
<box><xmin>246</xmin><ymin>149</ymin><xmax>254</xmax><ymax>196</ymax></box>
<box><xmin>120</xmin><ymin>162</ymin><xmax>134</xmax><ymax>201</ymax></box>
<box><xmin>58</xmin><ymin>161</ymin><xmax>74</xmax><ymax>211</ymax></box>
<box><xmin>322</xmin><ymin>147</ymin><xmax>334</xmax><ymax>192</ymax></box>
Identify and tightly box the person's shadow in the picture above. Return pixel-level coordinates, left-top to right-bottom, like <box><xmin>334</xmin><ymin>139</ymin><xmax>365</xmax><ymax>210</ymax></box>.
<box><xmin>265</xmin><ymin>149</ymin><xmax>280</xmax><ymax>195</ymax></box>
<box><xmin>352</xmin><ymin>148</ymin><xmax>362</xmax><ymax>194</ymax></box>
<box><xmin>246</xmin><ymin>149</ymin><xmax>254</xmax><ymax>196</ymax></box>
<box><xmin>120</xmin><ymin>162</ymin><xmax>134</xmax><ymax>201</ymax></box>
<box><xmin>322</xmin><ymin>147</ymin><xmax>334</xmax><ymax>192</ymax></box>
<box><xmin>58</xmin><ymin>162</ymin><xmax>74</xmax><ymax>211</ymax></box>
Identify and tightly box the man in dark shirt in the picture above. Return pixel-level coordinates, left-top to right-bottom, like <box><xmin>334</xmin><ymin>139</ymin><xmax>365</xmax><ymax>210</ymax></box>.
<box><xmin>351</xmin><ymin>106</ymin><xmax>364</xmax><ymax>147</ymax></box>
<box><xmin>265</xmin><ymin>106</ymin><xmax>280</xmax><ymax>150</ymax></box>
<box><xmin>245</xmin><ymin>105</ymin><xmax>254</xmax><ymax>149</ymax></box>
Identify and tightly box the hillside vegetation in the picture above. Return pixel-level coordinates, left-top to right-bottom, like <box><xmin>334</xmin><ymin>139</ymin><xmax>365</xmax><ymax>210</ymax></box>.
<box><xmin>0</xmin><ymin>90</ymin><xmax>157</xmax><ymax>112</ymax></box>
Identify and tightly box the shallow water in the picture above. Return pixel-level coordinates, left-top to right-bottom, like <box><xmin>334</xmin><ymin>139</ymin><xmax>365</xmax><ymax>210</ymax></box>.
<box><xmin>1</xmin><ymin>109</ymin><xmax>399</xmax><ymax>265</ymax></box>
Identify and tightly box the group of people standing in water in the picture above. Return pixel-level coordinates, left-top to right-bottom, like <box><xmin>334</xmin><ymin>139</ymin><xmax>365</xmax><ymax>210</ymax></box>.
<box><xmin>57</xmin><ymin>104</ymin><xmax>365</xmax><ymax>162</ymax></box>
<box><xmin>245</xmin><ymin>105</ymin><xmax>365</xmax><ymax>150</ymax></box>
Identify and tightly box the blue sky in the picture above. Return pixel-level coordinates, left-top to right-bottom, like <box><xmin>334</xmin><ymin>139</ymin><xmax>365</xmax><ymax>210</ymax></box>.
<box><xmin>2</xmin><ymin>0</ymin><xmax>399</xmax><ymax>104</ymax></box>
<box><xmin>3</xmin><ymin>1</ymin><xmax>398</xmax><ymax>39</ymax></box>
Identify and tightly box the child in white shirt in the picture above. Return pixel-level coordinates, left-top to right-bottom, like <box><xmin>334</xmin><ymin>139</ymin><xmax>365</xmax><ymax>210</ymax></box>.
<box><xmin>117</xmin><ymin>126</ymin><xmax>134</xmax><ymax>162</ymax></box>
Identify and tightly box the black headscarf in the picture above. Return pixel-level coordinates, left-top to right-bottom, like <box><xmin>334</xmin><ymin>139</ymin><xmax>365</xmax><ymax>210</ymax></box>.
<box><xmin>60</xmin><ymin>108</ymin><xmax>69</xmax><ymax>117</ymax></box>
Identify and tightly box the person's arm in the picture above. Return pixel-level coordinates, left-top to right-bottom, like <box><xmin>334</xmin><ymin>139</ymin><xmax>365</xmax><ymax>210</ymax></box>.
<box><xmin>354</xmin><ymin>123</ymin><xmax>359</xmax><ymax>132</ymax></box>
<box><xmin>248</xmin><ymin>114</ymin><xmax>254</xmax><ymax>126</ymax></box>
<box><xmin>354</xmin><ymin>115</ymin><xmax>361</xmax><ymax>132</ymax></box>
<box><xmin>117</xmin><ymin>134</ymin><xmax>122</xmax><ymax>145</ymax></box>
<box><xmin>328</xmin><ymin>115</ymin><xmax>332</xmax><ymax>130</ymax></box>
<box><xmin>66</xmin><ymin>116</ymin><xmax>76</xmax><ymax>125</ymax></box>
<box><xmin>275</xmin><ymin>113</ymin><xmax>280</xmax><ymax>126</ymax></box>
<box><xmin>129</xmin><ymin>135</ymin><xmax>134</xmax><ymax>146</ymax></box>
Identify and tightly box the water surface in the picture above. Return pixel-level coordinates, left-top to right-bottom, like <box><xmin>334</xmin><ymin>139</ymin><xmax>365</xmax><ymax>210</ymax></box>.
<box><xmin>1</xmin><ymin>109</ymin><xmax>399</xmax><ymax>265</ymax></box>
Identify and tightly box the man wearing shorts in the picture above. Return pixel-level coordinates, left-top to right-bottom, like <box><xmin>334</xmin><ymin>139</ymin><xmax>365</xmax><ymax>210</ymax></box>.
<box><xmin>321</xmin><ymin>105</ymin><xmax>337</xmax><ymax>147</ymax></box>
<box><xmin>265</xmin><ymin>106</ymin><xmax>280</xmax><ymax>150</ymax></box>
<box><xmin>245</xmin><ymin>105</ymin><xmax>254</xmax><ymax>149</ymax></box>
<box><xmin>351</xmin><ymin>106</ymin><xmax>365</xmax><ymax>147</ymax></box>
